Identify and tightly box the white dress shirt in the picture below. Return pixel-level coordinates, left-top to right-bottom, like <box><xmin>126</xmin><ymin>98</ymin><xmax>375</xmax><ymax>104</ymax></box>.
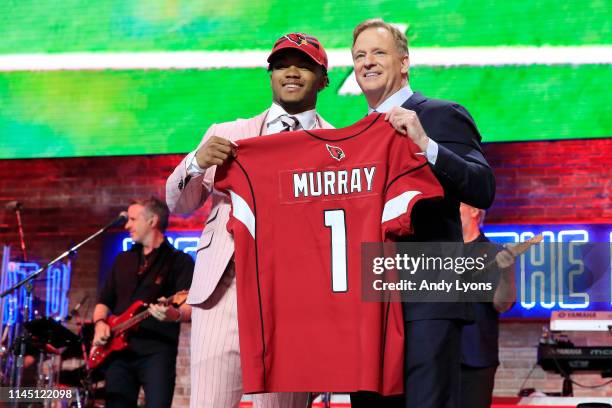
<box><xmin>368</xmin><ymin>85</ymin><xmax>439</xmax><ymax>165</ymax></box>
<box><xmin>265</xmin><ymin>102</ymin><xmax>317</xmax><ymax>134</ymax></box>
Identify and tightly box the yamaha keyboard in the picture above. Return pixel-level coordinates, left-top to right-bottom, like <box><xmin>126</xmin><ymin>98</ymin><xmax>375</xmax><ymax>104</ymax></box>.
<box><xmin>537</xmin><ymin>344</ymin><xmax>612</xmax><ymax>373</ymax></box>
<box><xmin>550</xmin><ymin>311</ymin><xmax>612</xmax><ymax>332</ymax></box>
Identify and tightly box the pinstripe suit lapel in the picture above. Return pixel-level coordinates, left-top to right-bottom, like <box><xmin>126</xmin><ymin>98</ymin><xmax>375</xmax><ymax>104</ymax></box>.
<box><xmin>251</xmin><ymin>110</ymin><xmax>269</xmax><ymax>137</ymax></box>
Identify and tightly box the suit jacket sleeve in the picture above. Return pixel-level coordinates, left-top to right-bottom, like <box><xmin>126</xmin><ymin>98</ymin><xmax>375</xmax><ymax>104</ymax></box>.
<box><xmin>428</xmin><ymin>103</ymin><xmax>495</xmax><ymax>209</ymax></box>
<box><xmin>166</xmin><ymin>124</ymin><xmax>219</xmax><ymax>214</ymax></box>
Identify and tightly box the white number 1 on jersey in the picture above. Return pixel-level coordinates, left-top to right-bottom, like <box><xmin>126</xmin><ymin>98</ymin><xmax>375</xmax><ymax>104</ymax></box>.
<box><xmin>324</xmin><ymin>209</ymin><xmax>348</xmax><ymax>292</ymax></box>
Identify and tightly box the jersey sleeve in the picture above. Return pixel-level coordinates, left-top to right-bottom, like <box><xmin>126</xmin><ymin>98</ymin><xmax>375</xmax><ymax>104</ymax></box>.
<box><xmin>381</xmin><ymin>135</ymin><xmax>444</xmax><ymax>238</ymax></box>
<box><xmin>214</xmin><ymin>155</ymin><xmax>256</xmax><ymax>240</ymax></box>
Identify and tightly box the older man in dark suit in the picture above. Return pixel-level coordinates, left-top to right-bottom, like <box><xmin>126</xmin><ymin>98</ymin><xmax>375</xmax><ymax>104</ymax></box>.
<box><xmin>350</xmin><ymin>19</ymin><xmax>496</xmax><ymax>408</ymax></box>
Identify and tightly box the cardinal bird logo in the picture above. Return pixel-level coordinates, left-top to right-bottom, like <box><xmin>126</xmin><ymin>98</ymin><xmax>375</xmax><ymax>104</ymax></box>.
<box><xmin>326</xmin><ymin>144</ymin><xmax>345</xmax><ymax>161</ymax></box>
<box><xmin>283</xmin><ymin>33</ymin><xmax>316</xmax><ymax>48</ymax></box>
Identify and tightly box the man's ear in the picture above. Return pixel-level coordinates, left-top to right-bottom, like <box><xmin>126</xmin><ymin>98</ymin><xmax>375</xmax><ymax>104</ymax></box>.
<box><xmin>318</xmin><ymin>72</ymin><xmax>329</xmax><ymax>91</ymax></box>
<box><xmin>400</xmin><ymin>54</ymin><xmax>409</xmax><ymax>76</ymax></box>
<box><xmin>470</xmin><ymin>207</ymin><xmax>480</xmax><ymax>220</ymax></box>
<box><xmin>149</xmin><ymin>214</ymin><xmax>159</xmax><ymax>228</ymax></box>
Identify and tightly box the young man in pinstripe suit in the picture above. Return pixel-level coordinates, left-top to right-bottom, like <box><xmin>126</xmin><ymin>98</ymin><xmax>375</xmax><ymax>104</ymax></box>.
<box><xmin>166</xmin><ymin>33</ymin><xmax>332</xmax><ymax>408</ymax></box>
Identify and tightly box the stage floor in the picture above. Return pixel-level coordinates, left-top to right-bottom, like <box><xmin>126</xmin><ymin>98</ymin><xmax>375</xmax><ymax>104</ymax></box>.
<box><xmin>237</xmin><ymin>395</ymin><xmax>612</xmax><ymax>407</ymax></box>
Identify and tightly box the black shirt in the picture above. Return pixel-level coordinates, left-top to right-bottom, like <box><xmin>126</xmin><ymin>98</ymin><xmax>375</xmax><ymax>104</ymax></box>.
<box><xmin>461</xmin><ymin>233</ymin><xmax>504</xmax><ymax>367</ymax></box>
<box><xmin>98</xmin><ymin>239</ymin><xmax>194</xmax><ymax>355</ymax></box>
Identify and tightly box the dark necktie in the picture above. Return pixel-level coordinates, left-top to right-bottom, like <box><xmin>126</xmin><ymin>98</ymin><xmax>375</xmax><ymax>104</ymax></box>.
<box><xmin>279</xmin><ymin>115</ymin><xmax>299</xmax><ymax>132</ymax></box>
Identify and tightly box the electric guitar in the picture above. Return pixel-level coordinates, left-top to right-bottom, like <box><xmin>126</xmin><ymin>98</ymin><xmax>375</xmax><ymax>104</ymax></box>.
<box><xmin>473</xmin><ymin>234</ymin><xmax>544</xmax><ymax>277</ymax></box>
<box><xmin>505</xmin><ymin>234</ymin><xmax>544</xmax><ymax>257</ymax></box>
<box><xmin>88</xmin><ymin>290</ymin><xmax>188</xmax><ymax>369</ymax></box>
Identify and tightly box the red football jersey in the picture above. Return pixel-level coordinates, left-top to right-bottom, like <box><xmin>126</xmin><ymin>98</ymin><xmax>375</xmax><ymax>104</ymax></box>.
<box><xmin>214</xmin><ymin>113</ymin><xmax>443</xmax><ymax>394</ymax></box>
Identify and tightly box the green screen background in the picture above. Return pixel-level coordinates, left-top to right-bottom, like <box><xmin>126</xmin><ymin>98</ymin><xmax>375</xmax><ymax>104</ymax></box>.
<box><xmin>1</xmin><ymin>0</ymin><xmax>610</xmax><ymax>158</ymax></box>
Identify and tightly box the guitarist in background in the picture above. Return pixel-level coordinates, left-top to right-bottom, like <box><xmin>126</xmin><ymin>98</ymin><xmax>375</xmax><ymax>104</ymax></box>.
<box><xmin>92</xmin><ymin>197</ymin><xmax>194</xmax><ymax>408</ymax></box>
<box><xmin>459</xmin><ymin>203</ymin><xmax>516</xmax><ymax>408</ymax></box>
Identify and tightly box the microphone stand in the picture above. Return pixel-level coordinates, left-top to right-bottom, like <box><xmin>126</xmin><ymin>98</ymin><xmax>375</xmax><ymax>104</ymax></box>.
<box><xmin>4</xmin><ymin>203</ymin><xmax>30</xmax><ymax>395</ymax></box>
<box><xmin>13</xmin><ymin>205</ymin><xmax>28</xmax><ymax>262</ymax></box>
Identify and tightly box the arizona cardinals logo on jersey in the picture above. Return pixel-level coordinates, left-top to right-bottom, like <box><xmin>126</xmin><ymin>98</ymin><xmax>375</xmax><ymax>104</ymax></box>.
<box><xmin>326</xmin><ymin>144</ymin><xmax>345</xmax><ymax>161</ymax></box>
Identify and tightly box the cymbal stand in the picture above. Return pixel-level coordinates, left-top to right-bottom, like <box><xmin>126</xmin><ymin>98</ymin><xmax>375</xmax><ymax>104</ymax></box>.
<box><xmin>73</xmin><ymin>311</ymin><xmax>90</xmax><ymax>408</ymax></box>
<box><xmin>12</xmin><ymin>280</ymin><xmax>32</xmax><ymax>388</ymax></box>
<box><xmin>36</xmin><ymin>349</ymin><xmax>54</xmax><ymax>408</ymax></box>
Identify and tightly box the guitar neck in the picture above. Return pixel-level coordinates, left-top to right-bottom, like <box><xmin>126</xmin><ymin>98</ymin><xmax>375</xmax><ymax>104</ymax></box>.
<box><xmin>112</xmin><ymin>309</ymin><xmax>151</xmax><ymax>334</ymax></box>
<box><xmin>509</xmin><ymin>234</ymin><xmax>543</xmax><ymax>257</ymax></box>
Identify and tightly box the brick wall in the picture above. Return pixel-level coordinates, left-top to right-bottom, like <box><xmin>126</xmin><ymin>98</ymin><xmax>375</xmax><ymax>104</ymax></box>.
<box><xmin>1</xmin><ymin>137</ymin><xmax>611</xmax><ymax>404</ymax></box>
<box><xmin>483</xmin><ymin>138</ymin><xmax>612</xmax><ymax>223</ymax></box>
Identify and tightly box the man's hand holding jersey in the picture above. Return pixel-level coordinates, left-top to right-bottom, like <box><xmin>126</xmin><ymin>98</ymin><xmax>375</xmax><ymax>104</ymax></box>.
<box><xmin>195</xmin><ymin>136</ymin><xmax>237</xmax><ymax>169</ymax></box>
<box><xmin>384</xmin><ymin>106</ymin><xmax>430</xmax><ymax>152</ymax></box>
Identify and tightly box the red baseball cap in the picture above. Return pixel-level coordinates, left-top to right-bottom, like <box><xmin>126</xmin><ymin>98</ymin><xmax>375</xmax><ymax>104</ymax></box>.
<box><xmin>267</xmin><ymin>33</ymin><xmax>328</xmax><ymax>70</ymax></box>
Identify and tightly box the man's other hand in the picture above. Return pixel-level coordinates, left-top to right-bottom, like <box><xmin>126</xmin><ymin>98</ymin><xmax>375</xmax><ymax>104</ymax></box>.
<box><xmin>149</xmin><ymin>303</ymin><xmax>181</xmax><ymax>322</ymax></box>
<box><xmin>195</xmin><ymin>136</ymin><xmax>237</xmax><ymax>169</ymax></box>
<box><xmin>384</xmin><ymin>107</ymin><xmax>430</xmax><ymax>152</ymax></box>
<box><xmin>93</xmin><ymin>321</ymin><xmax>111</xmax><ymax>346</ymax></box>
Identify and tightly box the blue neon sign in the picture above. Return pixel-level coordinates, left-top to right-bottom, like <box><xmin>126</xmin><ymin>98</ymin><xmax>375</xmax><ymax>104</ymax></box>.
<box><xmin>483</xmin><ymin>224</ymin><xmax>612</xmax><ymax>318</ymax></box>
<box><xmin>1</xmin><ymin>261</ymin><xmax>72</xmax><ymax>324</ymax></box>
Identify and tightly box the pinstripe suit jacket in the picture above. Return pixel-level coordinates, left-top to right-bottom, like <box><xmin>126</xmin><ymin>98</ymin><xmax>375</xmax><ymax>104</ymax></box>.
<box><xmin>166</xmin><ymin>110</ymin><xmax>333</xmax><ymax>305</ymax></box>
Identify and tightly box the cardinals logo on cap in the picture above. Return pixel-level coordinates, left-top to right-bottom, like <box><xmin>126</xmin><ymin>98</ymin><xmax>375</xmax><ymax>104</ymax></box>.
<box><xmin>326</xmin><ymin>144</ymin><xmax>345</xmax><ymax>161</ymax></box>
<box><xmin>284</xmin><ymin>33</ymin><xmax>313</xmax><ymax>48</ymax></box>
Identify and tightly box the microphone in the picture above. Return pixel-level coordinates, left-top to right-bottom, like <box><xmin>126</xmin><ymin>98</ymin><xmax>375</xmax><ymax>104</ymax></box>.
<box><xmin>102</xmin><ymin>211</ymin><xmax>129</xmax><ymax>230</ymax></box>
<box><xmin>66</xmin><ymin>295</ymin><xmax>89</xmax><ymax>321</ymax></box>
<box><xmin>5</xmin><ymin>201</ymin><xmax>23</xmax><ymax>211</ymax></box>
<box><xmin>114</xmin><ymin>211</ymin><xmax>129</xmax><ymax>225</ymax></box>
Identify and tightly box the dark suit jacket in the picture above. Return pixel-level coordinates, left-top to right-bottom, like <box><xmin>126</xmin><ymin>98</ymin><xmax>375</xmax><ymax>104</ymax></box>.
<box><xmin>400</xmin><ymin>92</ymin><xmax>496</xmax><ymax>321</ymax></box>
